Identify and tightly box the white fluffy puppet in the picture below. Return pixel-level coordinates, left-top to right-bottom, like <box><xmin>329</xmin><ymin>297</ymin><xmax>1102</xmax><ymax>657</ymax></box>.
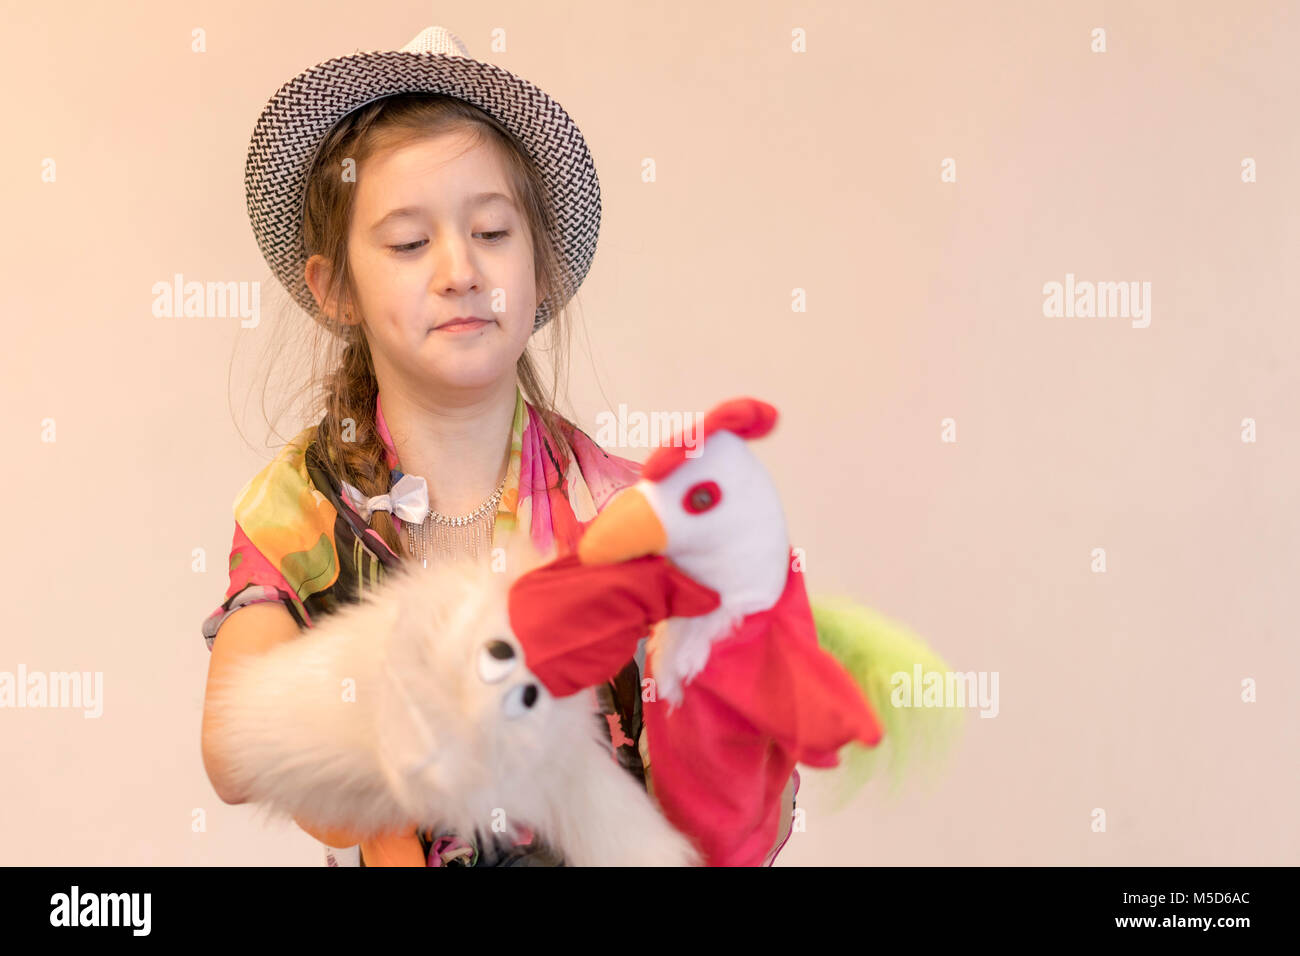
<box><xmin>205</xmin><ymin>534</ymin><xmax>699</xmax><ymax>867</ymax></box>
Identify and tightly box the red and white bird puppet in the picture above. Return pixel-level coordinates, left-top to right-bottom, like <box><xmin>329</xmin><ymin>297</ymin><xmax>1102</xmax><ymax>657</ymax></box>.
<box><xmin>508</xmin><ymin>397</ymin><xmax>885</xmax><ymax>866</ymax></box>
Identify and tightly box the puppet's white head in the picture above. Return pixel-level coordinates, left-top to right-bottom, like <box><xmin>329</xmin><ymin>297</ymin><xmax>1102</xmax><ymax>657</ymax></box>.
<box><xmin>578</xmin><ymin>399</ymin><xmax>790</xmax><ymax>608</ymax></box>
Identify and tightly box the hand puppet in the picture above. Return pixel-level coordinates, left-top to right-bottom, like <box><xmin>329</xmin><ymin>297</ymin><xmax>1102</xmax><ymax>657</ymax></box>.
<box><xmin>508</xmin><ymin>397</ymin><xmax>962</xmax><ymax>866</ymax></box>
<box><xmin>205</xmin><ymin>534</ymin><xmax>700</xmax><ymax>867</ymax></box>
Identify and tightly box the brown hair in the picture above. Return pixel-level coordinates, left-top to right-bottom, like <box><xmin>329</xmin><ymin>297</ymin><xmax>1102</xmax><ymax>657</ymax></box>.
<box><xmin>243</xmin><ymin>92</ymin><xmax>584</xmax><ymax>559</ymax></box>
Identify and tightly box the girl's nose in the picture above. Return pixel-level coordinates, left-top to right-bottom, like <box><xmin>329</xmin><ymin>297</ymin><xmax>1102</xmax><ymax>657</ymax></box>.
<box><xmin>430</xmin><ymin>236</ymin><xmax>481</xmax><ymax>295</ymax></box>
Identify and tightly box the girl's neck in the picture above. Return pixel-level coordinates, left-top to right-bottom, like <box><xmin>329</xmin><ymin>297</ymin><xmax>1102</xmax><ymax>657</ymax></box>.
<box><xmin>376</xmin><ymin>376</ymin><xmax>518</xmax><ymax>517</ymax></box>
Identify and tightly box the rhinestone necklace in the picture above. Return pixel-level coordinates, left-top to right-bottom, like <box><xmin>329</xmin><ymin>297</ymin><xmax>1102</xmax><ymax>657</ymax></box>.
<box><xmin>403</xmin><ymin>472</ymin><xmax>508</xmax><ymax>568</ymax></box>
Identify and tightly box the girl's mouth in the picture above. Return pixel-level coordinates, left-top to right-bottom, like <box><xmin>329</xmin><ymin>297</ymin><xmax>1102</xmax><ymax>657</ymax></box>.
<box><xmin>435</xmin><ymin>318</ymin><xmax>494</xmax><ymax>333</ymax></box>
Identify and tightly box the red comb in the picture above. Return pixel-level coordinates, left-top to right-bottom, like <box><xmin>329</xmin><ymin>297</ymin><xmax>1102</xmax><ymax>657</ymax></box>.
<box><xmin>641</xmin><ymin>398</ymin><xmax>778</xmax><ymax>481</ymax></box>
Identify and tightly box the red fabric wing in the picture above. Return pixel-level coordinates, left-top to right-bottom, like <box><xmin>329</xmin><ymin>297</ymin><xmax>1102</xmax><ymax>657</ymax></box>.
<box><xmin>640</xmin><ymin>563</ymin><xmax>884</xmax><ymax>865</ymax></box>
<box><xmin>681</xmin><ymin>565</ymin><xmax>883</xmax><ymax>764</ymax></box>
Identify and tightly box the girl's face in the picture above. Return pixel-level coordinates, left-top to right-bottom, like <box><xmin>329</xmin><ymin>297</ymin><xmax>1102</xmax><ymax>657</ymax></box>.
<box><xmin>340</xmin><ymin>130</ymin><xmax>538</xmax><ymax>395</ymax></box>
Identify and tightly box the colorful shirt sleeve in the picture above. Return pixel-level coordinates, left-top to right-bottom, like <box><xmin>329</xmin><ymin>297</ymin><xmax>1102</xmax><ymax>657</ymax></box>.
<box><xmin>201</xmin><ymin>425</ymin><xmax>341</xmax><ymax>651</ymax></box>
<box><xmin>201</xmin><ymin>520</ymin><xmax>310</xmax><ymax>651</ymax></box>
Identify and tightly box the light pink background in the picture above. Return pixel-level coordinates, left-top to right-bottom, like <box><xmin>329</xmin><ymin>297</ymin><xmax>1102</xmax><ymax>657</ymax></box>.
<box><xmin>1</xmin><ymin>1</ymin><xmax>1296</xmax><ymax>865</ymax></box>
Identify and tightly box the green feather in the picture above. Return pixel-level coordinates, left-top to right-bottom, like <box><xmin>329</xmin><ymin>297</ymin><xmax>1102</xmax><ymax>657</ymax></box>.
<box><xmin>809</xmin><ymin>595</ymin><xmax>965</xmax><ymax>811</ymax></box>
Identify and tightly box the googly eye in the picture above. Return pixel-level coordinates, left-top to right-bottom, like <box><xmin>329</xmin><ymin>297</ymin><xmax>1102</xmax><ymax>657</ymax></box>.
<box><xmin>682</xmin><ymin>480</ymin><xmax>722</xmax><ymax>514</ymax></box>
<box><xmin>502</xmin><ymin>682</ymin><xmax>540</xmax><ymax>719</ymax></box>
<box><xmin>477</xmin><ymin>639</ymin><xmax>517</xmax><ymax>684</ymax></box>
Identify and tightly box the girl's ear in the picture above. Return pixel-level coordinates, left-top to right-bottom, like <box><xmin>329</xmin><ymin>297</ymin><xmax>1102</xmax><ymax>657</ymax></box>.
<box><xmin>304</xmin><ymin>254</ymin><xmax>332</xmax><ymax>313</ymax></box>
<box><xmin>305</xmin><ymin>254</ymin><xmax>356</xmax><ymax>332</ymax></box>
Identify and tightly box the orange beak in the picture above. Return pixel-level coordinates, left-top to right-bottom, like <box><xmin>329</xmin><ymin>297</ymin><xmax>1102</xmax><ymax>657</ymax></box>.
<box><xmin>578</xmin><ymin>486</ymin><xmax>668</xmax><ymax>565</ymax></box>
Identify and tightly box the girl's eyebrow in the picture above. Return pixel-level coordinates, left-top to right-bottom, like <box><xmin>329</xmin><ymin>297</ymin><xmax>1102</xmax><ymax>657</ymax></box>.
<box><xmin>369</xmin><ymin>192</ymin><xmax>515</xmax><ymax>233</ymax></box>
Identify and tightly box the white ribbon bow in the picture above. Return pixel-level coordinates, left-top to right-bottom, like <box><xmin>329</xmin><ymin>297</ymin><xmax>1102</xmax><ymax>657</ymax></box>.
<box><xmin>340</xmin><ymin>473</ymin><xmax>430</xmax><ymax>524</ymax></box>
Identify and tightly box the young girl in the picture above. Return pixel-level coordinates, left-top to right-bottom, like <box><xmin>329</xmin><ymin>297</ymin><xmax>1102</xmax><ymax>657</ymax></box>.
<box><xmin>199</xmin><ymin>25</ymin><xmax>796</xmax><ymax>867</ymax></box>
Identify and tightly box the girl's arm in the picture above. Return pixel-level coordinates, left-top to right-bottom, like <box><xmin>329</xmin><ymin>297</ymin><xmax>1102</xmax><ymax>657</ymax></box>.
<box><xmin>294</xmin><ymin>816</ymin><xmax>426</xmax><ymax>866</ymax></box>
<box><xmin>201</xmin><ymin>601</ymin><xmax>302</xmax><ymax>804</ymax></box>
<box><xmin>203</xmin><ymin>586</ymin><xmax>436</xmax><ymax>865</ymax></box>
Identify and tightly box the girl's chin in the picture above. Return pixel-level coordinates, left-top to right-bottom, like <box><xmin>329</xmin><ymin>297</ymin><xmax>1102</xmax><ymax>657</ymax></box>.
<box><xmin>416</xmin><ymin>356</ymin><xmax>513</xmax><ymax>389</ymax></box>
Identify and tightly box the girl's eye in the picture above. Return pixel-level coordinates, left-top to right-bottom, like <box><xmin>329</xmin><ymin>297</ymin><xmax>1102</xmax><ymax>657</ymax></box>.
<box><xmin>388</xmin><ymin>231</ymin><xmax>508</xmax><ymax>254</ymax></box>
